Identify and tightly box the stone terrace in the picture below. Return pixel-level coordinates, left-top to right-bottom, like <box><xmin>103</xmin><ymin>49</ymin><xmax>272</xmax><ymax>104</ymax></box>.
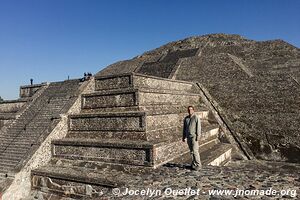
<box><xmin>30</xmin><ymin>73</ymin><xmax>237</xmax><ymax>199</ymax></box>
<box><xmin>27</xmin><ymin>160</ymin><xmax>300</xmax><ymax>199</ymax></box>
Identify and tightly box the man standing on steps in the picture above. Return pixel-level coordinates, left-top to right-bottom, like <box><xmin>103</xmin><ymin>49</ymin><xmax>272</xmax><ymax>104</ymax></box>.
<box><xmin>182</xmin><ymin>105</ymin><xmax>202</xmax><ymax>170</ymax></box>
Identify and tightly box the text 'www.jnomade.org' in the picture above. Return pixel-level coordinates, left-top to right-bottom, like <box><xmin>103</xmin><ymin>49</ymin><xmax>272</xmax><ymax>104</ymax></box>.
<box><xmin>110</xmin><ymin>187</ymin><xmax>297</xmax><ymax>198</ymax></box>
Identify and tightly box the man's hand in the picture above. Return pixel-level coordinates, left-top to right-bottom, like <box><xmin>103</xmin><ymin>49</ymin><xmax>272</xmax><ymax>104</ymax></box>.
<box><xmin>182</xmin><ymin>138</ymin><xmax>186</xmax><ymax>142</ymax></box>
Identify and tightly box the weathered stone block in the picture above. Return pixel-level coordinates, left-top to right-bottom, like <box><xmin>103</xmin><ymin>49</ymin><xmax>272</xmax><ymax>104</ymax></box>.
<box><xmin>95</xmin><ymin>74</ymin><xmax>132</xmax><ymax>91</ymax></box>
<box><xmin>138</xmin><ymin>90</ymin><xmax>199</xmax><ymax>105</ymax></box>
<box><xmin>19</xmin><ymin>83</ymin><xmax>46</xmax><ymax>98</ymax></box>
<box><xmin>68</xmin><ymin>112</ymin><xmax>187</xmax><ymax>132</ymax></box>
<box><xmin>82</xmin><ymin>89</ymin><xmax>138</xmax><ymax>109</ymax></box>
<box><xmin>52</xmin><ymin>139</ymin><xmax>153</xmax><ymax>166</ymax></box>
<box><xmin>0</xmin><ymin>100</ymin><xmax>26</xmax><ymax>113</ymax></box>
<box><xmin>54</xmin><ymin>145</ymin><xmax>149</xmax><ymax>165</ymax></box>
<box><xmin>69</xmin><ymin>112</ymin><xmax>146</xmax><ymax>132</ymax></box>
<box><xmin>95</xmin><ymin>73</ymin><xmax>195</xmax><ymax>92</ymax></box>
<box><xmin>82</xmin><ymin>88</ymin><xmax>200</xmax><ymax>110</ymax></box>
<box><xmin>132</xmin><ymin>74</ymin><xmax>194</xmax><ymax>92</ymax></box>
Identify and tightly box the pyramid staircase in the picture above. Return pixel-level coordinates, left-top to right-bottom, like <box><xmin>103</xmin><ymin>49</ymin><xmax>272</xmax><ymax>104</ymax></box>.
<box><xmin>0</xmin><ymin>80</ymin><xmax>82</xmax><ymax>198</ymax></box>
<box><xmin>0</xmin><ymin>83</ymin><xmax>47</xmax><ymax>130</ymax></box>
<box><xmin>31</xmin><ymin>73</ymin><xmax>233</xmax><ymax>198</ymax></box>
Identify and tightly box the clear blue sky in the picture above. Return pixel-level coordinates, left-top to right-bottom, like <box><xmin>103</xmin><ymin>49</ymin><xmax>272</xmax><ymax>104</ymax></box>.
<box><xmin>0</xmin><ymin>0</ymin><xmax>299</xmax><ymax>99</ymax></box>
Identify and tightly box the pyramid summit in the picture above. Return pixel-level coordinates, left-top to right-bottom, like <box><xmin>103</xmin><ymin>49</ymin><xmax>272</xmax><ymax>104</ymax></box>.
<box><xmin>0</xmin><ymin>33</ymin><xmax>299</xmax><ymax>199</ymax></box>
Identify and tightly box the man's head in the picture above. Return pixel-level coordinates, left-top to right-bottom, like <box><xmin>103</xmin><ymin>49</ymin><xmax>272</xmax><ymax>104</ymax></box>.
<box><xmin>188</xmin><ymin>106</ymin><xmax>195</xmax><ymax>116</ymax></box>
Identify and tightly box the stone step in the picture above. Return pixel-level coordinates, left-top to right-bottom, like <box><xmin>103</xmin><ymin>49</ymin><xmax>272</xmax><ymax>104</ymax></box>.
<box><xmin>52</xmin><ymin>129</ymin><xmax>219</xmax><ymax>168</ymax></box>
<box><xmin>0</xmin><ymin>164</ymin><xmax>15</xmax><ymax>172</ymax></box>
<box><xmin>165</xmin><ymin>143</ymin><xmax>232</xmax><ymax>167</ymax></box>
<box><xmin>1</xmin><ymin>148</ymin><xmax>30</xmax><ymax>155</ymax></box>
<box><xmin>0</xmin><ymin>159</ymin><xmax>20</xmax><ymax>165</ymax></box>
<box><xmin>0</xmin><ymin>168</ymin><xmax>10</xmax><ymax>174</ymax></box>
<box><xmin>1</xmin><ymin>147</ymin><xmax>29</xmax><ymax>154</ymax></box>
<box><xmin>201</xmin><ymin>124</ymin><xmax>220</xmax><ymax>140</ymax></box>
<box><xmin>46</xmin><ymin>134</ymin><xmax>216</xmax><ymax>175</ymax></box>
<box><xmin>0</xmin><ymin>172</ymin><xmax>15</xmax><ymax>180</ymax></box>
<box><xmin>66</xmin><ymin>122</ymin><xmax>219</xmax><ymax>142</ymax></box>
<box><xmin>202</xmin><ymin>143</ymin><xmax>232</xmax><ymax>166</ymax></box>
<box><xmin>48</xmin><ymin>157</ymin><xmax>157</xmax><ymax>175</ymax></box>
<box><xmin>0</xmin><ymin>150</ymin><xmax>26</xmax><ymax>158</ymax></box>
<box><xmin>81</xmin><ymin>103</ymin><xmax>208</xmax><ymax>116</ymax></box>
<box><xmin>22</xmin><ymin>121</ymin><xmax>51</xmax><ymax>125</ymax></box>
<box><xmin>31</xmin><ymin>165</ymin><xmax>130</xmax><ymax>198</ymax></box>
<box><xmin>14</xmin><ymin>130</ymin><xmax>48</xmax><ymax>134</ymax></box>
<box><xmin>68</xmin><ymin>111</ymin><xmax>210</xmax><ymax>132</ymax></box>
<box><xmin>6</xmin><ymin>127</ymin><xmax>48</xmax><ymax>133</ymax></box>
<box><xmin>0</xmin><ymin>160</ymin><xmax>19</xmax><ymax>169</ymax></box>
<box><xmin>69</xmin><ymin>112</ymin><xmax>147</xmax><ymax>132</ymax></box>
<box><xmin>1</xmin><ymin>135</ymin><xmax>39</xmax><ymax>141</ymax></box>
<box><xmin>66</xmin><ymin>127</ymin><xmax>176</xmax><ymax>141</ymax></box>
<box><xmin>51</xmin><ymin>139</ymin><xmax>188</xmax><ymax>167</ymax></box>
<box><xmin>7</xmin><ymin>125</ymin><xmax>27</xmax><ymax>130</ymax></box>
<box><xmin>0</xmin><ymin>156</ymin><xmax>24</xmax><ymax>163</ymax></box>
<box><xmin>2</xmin><ymin>149</ymin><xmax>29</xmax><ymax>160</ymax></box>
<box><xmin>0</xmin><ymin>141</ymin><xmax>36</xmax><ymax>148</ymax></box>
<box><xmin>2</xmin><ymin>138</ymin><xmax>36</xmax><ymax>146</ymax></box>
<box><xmin>95</xmin><ymin>73</ymin><xmax>196</xmax><ymax>92</ymax></box>
<box><xmin>3</xmin><ymin>137</ymin><xmax>40</xmax><ymax>145</ymax></box>
<box><xmin>30</xmin><ymin>143</ymin><xmax>229</xmax><ymax>199</ymax></box>
<box><xmin>0</xmin><ymin>142</ymin><xmax>36</xmax><ymax>149</ymax></box>
<box><xmin>82</xmin><ymin>88</ymin><xmax>200</xmax><ymax>110</ymax></box>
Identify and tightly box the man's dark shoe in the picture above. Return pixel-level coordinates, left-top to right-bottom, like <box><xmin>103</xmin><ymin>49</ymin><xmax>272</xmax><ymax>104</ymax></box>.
<box><xmin>191</xmin><ymin>166</ymin><xmax>202</xmax><ymax>171</ymax></box>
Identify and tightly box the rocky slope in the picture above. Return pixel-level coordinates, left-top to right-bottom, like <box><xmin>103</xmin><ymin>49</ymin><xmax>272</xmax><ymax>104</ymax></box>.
<box><xmin>96</xmin><ymin>34</ymin><xmax>300</xmax><ymax>163</ymax></box>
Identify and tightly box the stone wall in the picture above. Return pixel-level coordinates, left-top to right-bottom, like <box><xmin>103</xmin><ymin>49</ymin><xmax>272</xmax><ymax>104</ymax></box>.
<box><xmin>94</xmin><ymin>73</ymin><xmax>194</xmax><ymax>92</ymax></box>
<box><xmin>0</xmin><ymin>84</ymin><xmax>48</xmax><ymax>134</ymax></box>
<box><xmin>2</xmin><ymin>78</ymin><xmax>94</xmax><ymax>200</ymax></box>
<box><xmin>53</xmin><ymin>144</ymin><xmax>149</xmax><ymax>166</ymax></box>
<box><xmin>0</xmin><ymin>100</ymin><xmax>27</xmax><ymax>113</ymax></box>
<box><xmin>19</xmin><ymin>83</ymin><xmax>46</xmax><ymax>98</ymax></box>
